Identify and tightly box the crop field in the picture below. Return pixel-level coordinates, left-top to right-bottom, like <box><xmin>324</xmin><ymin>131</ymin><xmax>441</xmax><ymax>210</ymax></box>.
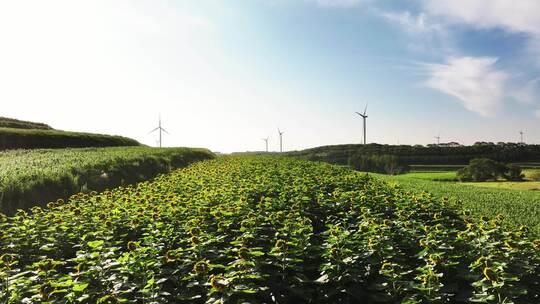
<box><xmin>462</xmin><ymin>181</ymin><xmax>540</xmax><ymax>191</ymax></box>
<box><xmin>398</xmin><ymin>171</ymin><xmax>458</xmax><ymax>182</ymax></box>
<box><xmin>1</xmin><ymin>157</ymin><xmax>538</xmax><ymax>303</ymax></box>
<box><xmin>0</xmin><ymin>147</ymin><xmax>214</xmax><ymax>214</ymax></box>
<box><xmin>376</xmin><ymin>174</ymin><xmax>540</xmax><ymax>238</ymax></box>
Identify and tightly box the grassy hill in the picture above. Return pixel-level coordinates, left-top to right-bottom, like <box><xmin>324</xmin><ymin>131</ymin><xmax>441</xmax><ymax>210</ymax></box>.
<box><xmin>0</xmin><ymin>116</ymin><xmax>53</xmax><ymax>130</ymax></box>
<box><xmin>0</xmin><ymin>127</ymin><xmax>141</xmax><ymax>150</ymax></box>
<box><xmin>0</xmin><ymin>146</ymin><xmax>214</xmax><ymax>214</ymax></box>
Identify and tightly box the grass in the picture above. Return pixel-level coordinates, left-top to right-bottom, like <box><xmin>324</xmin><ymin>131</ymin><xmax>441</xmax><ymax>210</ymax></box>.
<box><xmin>0</xmin><ymin>147</ymin><xmax>214</xmax><ymax>214</ymax></box>
<box><xmin>0</xmin><ymin>116</ymin><xmax>52</xmax><ymax>130</ymax></box>
<box><xmin>399</xmin><ymin>171</ymin><xmax>457</xmax><ymax>181</ymax></box>
<box><xmin>375</xmin><ymin>173</ymin><xmax>540</xmax><ymax>237</ymax></box>
<box><xmin>462</xmin><ymin>181</ymin><xmax>540</xmax><ymax>191</ymax></box>
<box><xmin>0</xmin><ymin>127</ymin><xmax>140</xmax><ymax>150</ymax></box>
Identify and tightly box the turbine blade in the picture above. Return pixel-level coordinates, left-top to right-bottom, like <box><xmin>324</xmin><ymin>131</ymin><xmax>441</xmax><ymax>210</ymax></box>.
<box><xmin>363</xmin><ymin>103</ymin><xmax>368</xmax><ymax>115</ymax></box>
<box><xmin>161</xmin><ymin>128</ymin><xmax>170</xmax><ymax>134</ymax></box>
<box><xmin>147</xmin><ymin>127</ymin><xmax>159</xmax><ymax>134</ymax></box>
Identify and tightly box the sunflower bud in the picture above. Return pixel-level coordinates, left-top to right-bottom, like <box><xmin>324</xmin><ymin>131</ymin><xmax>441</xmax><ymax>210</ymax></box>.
<box><xmin>193</xmin><ymin>261</ymin><xmax>209</xmax><ymax>275</ymax></box>
<box><xmin>127</xmin><ymin>241</ymin><xmax>137</xmax><ymax>251</ymax></box>
<box><xmin>238</xmin><ymin>247</ymin><xmax>250</xmax><ymax>260</ymax></box>
<box><xmin>210</xmin><ymin>275</ymin><xmax>228</xmax><ymax>292</ymax></box>
<box><xmin>483</xmin><ymin>267</ymin><xmax>497</xmax><ymax>281</ymax></box>
<box><xmin>191</xmin><ymin>236</ymin><xmax>200</xmax><ymax>245</ymax></box>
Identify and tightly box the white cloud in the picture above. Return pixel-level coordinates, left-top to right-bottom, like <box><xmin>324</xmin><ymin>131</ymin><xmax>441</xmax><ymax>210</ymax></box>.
<box><xmin>382</xmin><ymin>11</ymin><xmax>435</xmax><ymax>34</ymax></box>
<box><xmin>422</xmin><ymin>0</ymin><xmax>540</xmax><ymax>35</ymax></box>
<box><xmin>535</xmin><ymin>109</ymin><xmax>540</xmax><ymax>119</ymax></box>
<box><xmin>309</xmin><ymin>0</ymin><xmax>362</xmax><ymax>8</ymax></box>
<box><xmin>422</xmin><ymin>0</ymin><xmax>540</xmax><ymax>67</ymax></box>
<box><xmin>511</xmin><ymin>78</ymin><xmax>540</xmax><ymax>105</ymax></box>
<box><xmin>425</xmin><ymin>57</ymin><xmax>508</xmax><ymax>117</ymax></box>
<box><xmin>380</xmin><ymin>10</ymin><xmax>453</xmax><ymax>54</ymax></box>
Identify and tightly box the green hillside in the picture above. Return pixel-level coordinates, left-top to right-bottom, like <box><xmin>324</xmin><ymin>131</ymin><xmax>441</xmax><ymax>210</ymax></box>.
<box><xmin>0</xmin><ymin>116</ymin><xmax>53</xmax><ymax>130</ymax></box>
<box><xmin>0</xmin><ymin>146</ymin><xmax>214</xmax><ymax>214</ymax></box>
<box><xmin>0</xmin><ymin>127</ymin><xmax>141</xmax><ymax>150</ymax></box>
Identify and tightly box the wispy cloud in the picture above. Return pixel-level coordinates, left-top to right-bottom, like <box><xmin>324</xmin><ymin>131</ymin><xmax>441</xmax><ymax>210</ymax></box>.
<box><xmin>424</xmin><ymin>57</ymin><xmax>508</xmax><ymax>117</ymax></box>
<box><xmin>422</xmin><ymin>0</ymin><xmax>540</xmax><ymax>35</ymax></box>
<box><xmin>511</xmin><ymin>78</ymin><xmax>540</xmax><ymax>105</ymax></box>
<box><xmin>422</xmin><ymin>0</ymin><xmax>540</xmax><ymax>67</ymax></box>
<box><xmin>381</xmin><ymin>11</ymin><xmax>436</xmax><ymax>34</ymax></box>
<box><xmin>308</xmin><ymin>0</ymin><xmax>362</xmax><ymax>8</ymax></box>
<box><xmin>380</xmin><ymin>10</ymin><xmax>452</xmax><ymax>54</ymax></box>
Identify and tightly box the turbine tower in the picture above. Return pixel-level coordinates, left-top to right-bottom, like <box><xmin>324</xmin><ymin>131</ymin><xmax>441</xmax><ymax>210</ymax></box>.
<box><xmin>435</xmin><ymin>133</ymin><xmax>441</xmax><ymax>145</ymax></box>
<box><xmin>148</xmin><ymin>115</ymin><xmax>169</xmax><ymax>148</ymax></box>
<box><xmin>519</xmin><ymin>130</ymin><xmax>524</xmax><ymax>144</ymax></box>
<box><xmin>355</xmin><ymin>103</ymin><xmax>368</xmax><ymax>145</ymax></box>
<box><xmin>262</xmin><ymin>137</ymin><xmax>269</xmax><ymax>152</ymax></box>
<box><xmin>278</xmin><ymin>128</ymin><xmax>284</xmax><ymax>152</ymax></box>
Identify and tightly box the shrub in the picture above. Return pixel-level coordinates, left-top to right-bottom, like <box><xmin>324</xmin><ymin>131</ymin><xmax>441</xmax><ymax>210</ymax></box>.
<box><xmin>348</xmin><ymin>154</ymin><xmax>409</xmax><ymax>175</ymax></box>
<box><xmin>505</xmin><ymin>164</ymin><xmax>524</xmax><ymax>181</ymax></box>
<box><xmin>457</xmin><ymin>158</ymin><xmax>523</xmax><ymax>182</ymax></box>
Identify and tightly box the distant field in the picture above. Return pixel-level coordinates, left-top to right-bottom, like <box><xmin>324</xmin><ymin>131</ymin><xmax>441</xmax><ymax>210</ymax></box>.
<box><xmin>0</xmin><ymin>147</ymin><xmax>214</xmax><ymax>214</ymax></box>
<box><xmin>463</xmin><ymin>181</ymin><xmax>540</xmax><ymax>191</ymax></box>
<box><xmin>0</xmin><ymin>127</ymin><xmax>140</xmax><ymax>150</ymax></box>
<box><xmin>375</xmin><ymin>173</ymin><xmax>540</xmax><ymax>237</ymax></box>
<box><xmin>409</xmin><ymin>164</ymin><xmax>465</xmax><ymax>172</ymax></box>
<box><xmin>398</xmin><ymin>171</ymin><xmax>457</xmax><ymax>181</ymax></box>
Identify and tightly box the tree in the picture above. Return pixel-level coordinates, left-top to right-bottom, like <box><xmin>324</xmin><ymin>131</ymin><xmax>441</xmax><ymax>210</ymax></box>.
<box><xmin>505</xmin><ymin>164</ymin><xmax>524</xmax><ymax>181</ymax></box>
<box><xmin>457</xmin><ymin>158</ymin><xmax>523</xmax><ymax>182</ymax></box>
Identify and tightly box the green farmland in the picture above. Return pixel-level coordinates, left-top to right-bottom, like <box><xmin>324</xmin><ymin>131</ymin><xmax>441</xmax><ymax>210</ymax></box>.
<box><xmin>0</xmin><ymin>147</ymin><xmax>214</xmax><ymax>214</ymax></box>
<box><xmin>0</xmin><ymin>157</ymin><xmax>538</xmax><ymax>303</ymax></box>
<box><xmin>376</xmin><ymin>173</ymin><xmax>540</xmax><ymax>237</ymax></box>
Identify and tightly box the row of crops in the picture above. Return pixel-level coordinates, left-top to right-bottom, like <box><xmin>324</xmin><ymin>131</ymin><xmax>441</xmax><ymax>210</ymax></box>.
<box><xmin>1</xmin><ymin>156</ymin><xmax>538</xmax><ymax>303</ymax></box>
<box><xmin>376</xmin><ymin>173</ymin><xmax>540</xmax><ymax>238</ymax></box>
<box><xmin>0</xmin><ymin>147</ymin><xmax>214</xmax><ymax>214</ymax></box>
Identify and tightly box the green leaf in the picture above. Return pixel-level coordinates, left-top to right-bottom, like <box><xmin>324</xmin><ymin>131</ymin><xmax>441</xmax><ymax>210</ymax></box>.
<box><xmin>73</xmin><ymin>283</ymin><xmax>89</xmax><ymax>292</ymax></box>
<box><xmin>87</xmin><ymin>240</ymin><xmax>104</xmax><ymax>249</ymax></box>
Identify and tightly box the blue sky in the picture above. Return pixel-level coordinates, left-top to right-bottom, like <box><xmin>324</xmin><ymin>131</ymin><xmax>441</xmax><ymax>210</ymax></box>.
<box><xmin>1</xmin><ymin>0</ymin><xmax>539</xmax><ymax>152</ymax></box>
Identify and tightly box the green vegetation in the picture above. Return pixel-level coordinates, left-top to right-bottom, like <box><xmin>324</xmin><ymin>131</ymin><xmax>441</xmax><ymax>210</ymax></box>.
<box><xmin>375</xmin><ymin>174</ymin><xmax>540</xmax><ymax>237</ymax></box>
<box><xmin>524</xmin><ymin>169</ymin><xmax>540</xmax><ymax>181</ymax></box>
<box><xmin>0</xmin><ymin>117</ymin><xmax>52</xmax><ymax>130</ymax></box>
<box><xmin>398</xmin><ymin>171</ymin><xmax>457</xmax><ymax>181</ymax></box>
<box><xmin>348</xmin><ymin>153</ymin><xmax>408</xmax><ymax>174</ymax></box>
<box><xmin>457</xmin><ymin>158</ymin><xmax>524</xmax><ymax>182</ymax></box>
<box><xmin>409</xmin><ymin>164</ymin><xmax>465</xmax><ymax>171</ymax></box>
<box><xmin>0</xmin><ymin>157</ymin><xmax>538</xmax><ymax>303</ymax></box>
<box><xmin>462</xmin><ymin>181</ymin><xmax>540</xmax><ymax>191</ymax></box>
<box><xmin>288</xmin><ymin>143</ymin><xmax>540</xmax><ymax>170</ymax></box>
<box><xmin>0</xmin><ymin>147</ymin><xmax>214</xmax><ymax>214</ymax></box>
<box><xmin>0</xmin><ymin>128</ymin><xmax>141</xmax><ymax>150</ymax></box>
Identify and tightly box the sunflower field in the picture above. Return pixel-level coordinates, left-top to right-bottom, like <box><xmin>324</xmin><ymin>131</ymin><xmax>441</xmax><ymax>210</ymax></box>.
<box><xmin>0</xmin><ymin>157</ymin><xmax>538</xmax><ymax>303</ymax></box>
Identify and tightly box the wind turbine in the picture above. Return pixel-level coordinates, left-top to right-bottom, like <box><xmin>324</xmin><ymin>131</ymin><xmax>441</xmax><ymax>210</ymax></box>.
<box><xmin>519</xmin><ymin>130</ymin><xmax>524</xmax><ymax>143</ymax></box>
<box><xmin>278</xmin><ymin>128</ymin><xmax>284</xmax><ymax>152</ymax></box>
<box><xmin>262</xmin><ymin>137</ymin><xmax>269</xmax><ymax>152</ymax></box>
<box><xmin>435</xmin><ymin>133</ymin><xmax>441</xmax><ymax>145</ymax></box>
<box><xmin>148</xmin><ymin>115</ymin><xmax>169</xmax><ymax>148</ymax></box>
<box><xmin>355</xmin><ymin>103</ymin><xmax>368</xmax><ymax>145</ymax></box>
